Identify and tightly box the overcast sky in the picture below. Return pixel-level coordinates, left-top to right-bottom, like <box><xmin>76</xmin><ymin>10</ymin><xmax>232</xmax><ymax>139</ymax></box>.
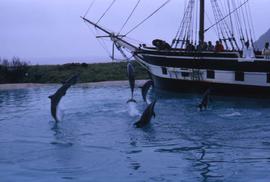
<box><xmin>1</xmin><ymin>0</ymin><xmax>270</xmax><ymax>64</ymax></box>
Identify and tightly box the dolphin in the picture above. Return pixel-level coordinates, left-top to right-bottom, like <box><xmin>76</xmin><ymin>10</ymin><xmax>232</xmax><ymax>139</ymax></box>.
<box><xmin>140</xmin><ymin>80</ymin><xmax>153</xmax><ymax>102</ymax></box>
<box><xmin>134</xmin><ymin>100</ymin><xmax>157</xmax><ymax>128</ymax></box>
<box><xmin>49</xmin><ymin>74</ymin><xmax>79</xmax><ymax>122</ymax></box>
<box><xmin>61</xmin><ymin>73</ymin><xmax>80</xmax><ymax>85</ymax></box>
<box><xmin>198</xmin><ymin>89</ymin><xmax>211</xmax><ymax>111</ymax></box>
<box><xmin>127</xmin><ymin>63</ymin><xmax>136</xmax><ymax>103</ymax></box>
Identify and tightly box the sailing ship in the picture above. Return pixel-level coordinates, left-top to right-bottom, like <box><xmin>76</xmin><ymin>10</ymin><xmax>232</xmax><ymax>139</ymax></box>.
<box><xmin>82</xmin><ymin>0</ymin><xmax>270</xmax><ymax>97</ymax></box>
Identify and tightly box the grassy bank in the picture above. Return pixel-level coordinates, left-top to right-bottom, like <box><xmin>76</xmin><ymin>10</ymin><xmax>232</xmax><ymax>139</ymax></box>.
<box><xmin>0</xmin><ymin>60</ymin><xmax>149</xmax><ymax>84</ymax></box>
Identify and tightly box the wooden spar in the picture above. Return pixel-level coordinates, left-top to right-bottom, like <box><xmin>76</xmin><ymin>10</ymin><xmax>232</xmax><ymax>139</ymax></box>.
<box><xmin>81</xmin><ymin>16</ymin><xmax>138</xmax><ymax>53</ymax></box>
<box><xmin>199</xmin><ymin>0</ymin><xmax>205</xmax><ymax>43</ymax></box>
<box><xmin>81</xmin><ymin>16</ymin><xmax>111</xmax><ymax>35</ymax></box>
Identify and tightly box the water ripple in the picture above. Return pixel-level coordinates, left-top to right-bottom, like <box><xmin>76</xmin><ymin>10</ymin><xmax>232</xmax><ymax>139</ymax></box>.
<box><xmin>1</xmin><ymin>83</ymin><xmax>270</xmax><ymax>181</ymax></box>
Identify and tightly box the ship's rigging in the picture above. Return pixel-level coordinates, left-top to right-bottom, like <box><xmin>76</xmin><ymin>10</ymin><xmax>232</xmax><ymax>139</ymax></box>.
<box><xmin>172</xmin><ymin>0</ymin><xmax>255</xmax><ymax>50</ymax></box>
<box><xmin>82</xmin><ymin>0</ymin><xmax>256</xmax><ymax>60</ymax></box>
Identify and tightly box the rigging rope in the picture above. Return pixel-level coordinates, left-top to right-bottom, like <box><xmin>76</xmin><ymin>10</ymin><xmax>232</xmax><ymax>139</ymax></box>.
<box><xmin>206</xmin><ymin>0</ymin><xmax>248</xmax><ymax>33</ymax></box>
<box><xmin>227</xmin><ymin>0</ymin><xmax>234</xmax><ymax>37</ymax></box>
<box><xmin>84</xmin><ymin>0</ymin><xmax>96</xmax><ymax>18</ymax></box>
<box><xmin>247</xmin><ymin>1</ymin><xmax>256</xmax><ymax>42</ymax></box>
<box><xmin>96</xmin><ymin>0</ymin><xmax>116</xmax><ymax>24</ymax></box>
<box><xmin>205</xmin><ymin>11</ymin><xmax>219</xmax><ymax>40</ymax></box>
<box><xmin>238</xmin><ymin>0</ymin><xmax>249</xmax><ymax>41</ymax></box>
<box><xmin>195</xmin><ymin>0</ymin><xmax>199</xmax><ymax>44</ymax></box>
<box><xmin>182</xmin><ymin>0</ymin><xmax>195</xmax><ymax>45</ymax></box>
<box><xmin>189</xmin><ymin>0</ymin><xmax>195</xmax><ymax>43</ymax></box>
<box><xmin>173</xmin><ymin>0</ymin><xmax>190</xmax><ymax>47</ymax></box>
<box><xmin>188</xmin><ymin>0</ymin><xmax>195</xmax><ymax>42</ymax></box>
<box><xmin>180</xmin><ymin>0</ymin><xmax>194</xmax><ymax>48</ymax></box>
<box><xmin>85</xmin><ymin>23</ymin><xmax>113</xmax><ymax>60</ymax></box>
<box><xmin>244</xmin><ymin>0</ymin><xmax>252</xmax><ymax>40</ymax></box>
<box><xmin>215</xmin><ymin>0</ymin><xmax>235</xmax><ymax>49</ymax></box>
<box><xmin>124</xmin><ymin>36</ymin><xmax>145</xmax><ymax>45</ymax></box>
<box><xmin>231</xmin><ymin>1</ymin><xmax>240</xmax><ymax>39</ymax></box>
<box><xmin>227</xmin><ymin>0</ymin><xmax>240</xmax><ymax>50</ymax></box>
<box><xmin>232</xmin><ymin>0</ymin><xmax>245</xmax><ymax>44</ymax></box>
<box><xmin>210</xmin><ymin>0</ymin><xmax>220</xmax><ymax>37</ymax></box>
<box><xmin>211</xmin><ymin>0</ymin><xmax>228</xmax><ymax>48</ymax></box>
<box><xmin>124</xmin><ymin>0</ymin><xmax>171</xmax><ymax>36</ymax></box>
<box><xmin>119</xmin><ymin>0</ymin><xmax>141</xmax><ymax>34</ymax></box>
<box><xmin>173</xmin><ymin>0</ymin><xmax>194</xmax><ymax>48</ymax></box>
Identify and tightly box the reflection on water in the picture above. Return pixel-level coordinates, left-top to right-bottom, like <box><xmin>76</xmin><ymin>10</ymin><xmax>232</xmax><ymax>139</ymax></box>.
<box><xmin>1</xmin><ymin>83</ymin><xmax>270</xmax><ymax>181</ymax></box>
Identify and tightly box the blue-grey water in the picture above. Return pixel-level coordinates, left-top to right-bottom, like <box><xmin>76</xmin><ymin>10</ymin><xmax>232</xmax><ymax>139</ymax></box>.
<box><xmin>1</xmin><ymin>82</ymin><xmax>270</xmax><ymax>182</ymax></box>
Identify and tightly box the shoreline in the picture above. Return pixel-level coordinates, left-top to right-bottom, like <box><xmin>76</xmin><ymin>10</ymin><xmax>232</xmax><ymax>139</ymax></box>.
<box><xmin>0</xmin><ymin>80</ymin><xmax>147</xmax><ymax>90</ymax></box>
<box><xmin>0</xmin><ymin>61</ymin><xmax>149</xmax><ymax>85</ymax></box>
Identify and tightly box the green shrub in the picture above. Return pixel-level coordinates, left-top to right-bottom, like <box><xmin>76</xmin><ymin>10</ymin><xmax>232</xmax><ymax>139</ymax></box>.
<box><xmin>0</xmin><ymin>57</ymin><xmax>29</xmax><ymax>83</ymax></box>
<box><xmin>0</xmin><ymin>59</ymin><xmax>149</xmax><ymax>84</ymax></box>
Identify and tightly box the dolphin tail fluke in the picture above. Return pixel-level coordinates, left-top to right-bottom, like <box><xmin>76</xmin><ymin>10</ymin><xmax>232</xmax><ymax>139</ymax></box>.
<box><xmin>127</xmin><ymin>98</ymin><xmax>137</xmax><ymax>103</ymax></box>
<box><xmin>134</xmin><ymin>121</ymin><xmax>142</xmax><ymax>128</ymax></box>
<box><xmin>54</xmin><ymin>117</ymin><xmax>60</xmax><ymax>123</ymax></box>
<box><xmin>198</xmin><ymin>104</ymin><xmax>203</xmax><ymax>111</ymax></box>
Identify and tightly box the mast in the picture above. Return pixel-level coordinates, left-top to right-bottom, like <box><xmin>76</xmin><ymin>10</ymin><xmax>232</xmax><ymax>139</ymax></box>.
<box><xmin>199</xmin><ymin>0</ymin><xmax>205</xmax><ymax>43</ymax></box>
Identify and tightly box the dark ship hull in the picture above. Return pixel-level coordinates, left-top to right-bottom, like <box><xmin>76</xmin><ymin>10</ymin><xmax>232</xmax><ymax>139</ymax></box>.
<box><xmin>134</xmin><ymin>48</ymin><xmax>270</xmax><ymax>97</ymax></box>
<box><xmin>151</xmin><ymin>74</ymin><xmax>270</xmax><ymax>98</ymax></box>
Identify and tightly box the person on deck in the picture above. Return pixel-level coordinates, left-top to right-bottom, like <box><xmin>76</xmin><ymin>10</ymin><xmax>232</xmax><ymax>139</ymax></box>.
<box><xmin>242</xmin><ymin>41</ymin><xmax>255</xmax><ymax>59</ymax></box>
<box><xmin>202</xmin><ymin>42</ymin><xmax>208</xmax><ymax>51</ymax></box>
<box><xmin>186</xmin><ymin>40</ymin><xmax>195</xmax><ymax>51</ymax></box>
<box><xmin>215</xmin><ymin>40</ymin><xmax>224</xmax><ymax>52</ymax></box>
<box><xmin>207</xmin><ymin>41</ymin><xmax>215</xmax><ymax>51</ymax></box>
<box><xmin>197</xmin><ymin>41</ymin><xmax>208</xmax><ymax>51</ymax></box>
<box><xmin>196</xmin><ymin>41</ymin><xmax>203</xmax><ymax>51</ymax></box>
<box><xmin>262</xmin><ymin>42</ymin><xmax>270</xmax><ymax>60</ymax></box>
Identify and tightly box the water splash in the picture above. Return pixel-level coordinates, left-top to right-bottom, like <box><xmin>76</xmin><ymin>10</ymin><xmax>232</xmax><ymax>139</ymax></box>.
<box><xmin>221</xmin><ymin>112</ymin><xmax>242</xmax><ymax>117</ymax></box>
<box><xmin>146</xmin><ymin>98</ymin><xmax>152</xmax><ymax>105</ymax></box>
<box><xmin>127</xmin><ymin>102</ymin><xmax>140</xmax><ymax>117</ymax></box>
<box><xmin>56</xmin><ymin>103</ymin><xmax>65</xmax><ymax>122</ymax></box>
<box><xmin>220</xmin><ymin>109</ymin><xmax>242</xmax><ymax>118</ymax></box>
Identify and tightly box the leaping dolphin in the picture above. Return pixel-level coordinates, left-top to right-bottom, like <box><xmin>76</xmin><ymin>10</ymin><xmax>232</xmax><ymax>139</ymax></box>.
<box><xmin>49</xmin><ymin>74</ymin><xmax>79</xmax><ymax>122</ymax></box>
<box><xmin>134</xmin><ymin>100</ymin><xmax>157</xmax><ymax>128</ymax></box>
<box><xmin>61</xmin><ymin>73</ymin><xmax>80</xmax><ymax>85</ymax></box>
<box><xmin>127</xmin><ymin>63</ymin><xmax>136</xmax><ymax>103</ymax></box>
<box><xmin>140</xmin><ymin>80</ymin><xmax>153</xmax><ymax>102</ymax></box>
<box><xmin>198</xmin><ymin>89</ymin><xmax>211</xmax><ymax>111</ymax></box>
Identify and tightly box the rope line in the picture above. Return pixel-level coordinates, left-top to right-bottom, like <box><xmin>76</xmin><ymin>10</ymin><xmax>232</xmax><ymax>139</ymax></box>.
<box><xmin>85</xmin><ymin>23</ymin><xmax>112</xmax><ymax>60</ymax></box>
<box><xmin>96</xmin><ymin>0</ymin><xmax>116</xmax><ymax>24</ymax></box>
<box><xmin>124</xmin><ymin>0</ymin><xmax>171</xmax><ymax>36</ymax></box>
<box><xmin>84</xmin><ymin>0</ymin><xmax>96</xmax><ymax>18</ymax></box>
<box><xmin>119</xmin><ymin>0</ymin><xmax>141</xmax><ymax>34</ymax></box>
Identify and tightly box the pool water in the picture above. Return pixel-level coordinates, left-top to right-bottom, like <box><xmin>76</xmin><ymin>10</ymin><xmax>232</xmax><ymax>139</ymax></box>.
<box><xmin>1</xmin><ymin>82</ymin><xmax>270</xmax><ymax>182</ymax></box>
